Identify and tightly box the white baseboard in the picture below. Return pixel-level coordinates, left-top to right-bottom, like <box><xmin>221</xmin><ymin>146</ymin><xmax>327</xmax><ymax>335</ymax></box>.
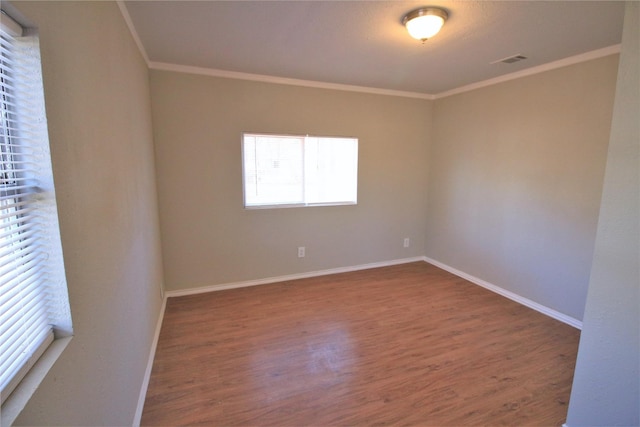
<box><xmin>423</xmin><ymin>256</ymin><xmax>583</xmax><ymax>330</ymax></box>
<box><xmin>132</xmin><ymin>295</ymin><xmax>167</xmax><ymax>427</ymax></box>
<box><xmin>164</xmin><ymin>255</ymin><xmax>582</xmax><ymax>330</ymax></box>
<box><xmin>164</xmin><ymin>257</ymin><xmax>426</xmax><ymax>298</ymax></box>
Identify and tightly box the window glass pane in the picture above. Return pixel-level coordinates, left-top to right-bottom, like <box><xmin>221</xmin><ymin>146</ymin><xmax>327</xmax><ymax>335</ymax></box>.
<box><xmin>305</xmin><ymin>137</ymin><xmax>357</xmax><ymax>204</ymax></box>
<box><xmin>243</xmin><ymin>135</ymin><xmax>304</xmax><ymax>206</ymax></box>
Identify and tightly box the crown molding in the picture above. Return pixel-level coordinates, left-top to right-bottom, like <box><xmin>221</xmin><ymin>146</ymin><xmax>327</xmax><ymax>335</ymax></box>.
<box><xmin>434</xmin><ymin>44</ymin><xmax>621</xmax><ymax>99</ymax></box>
<box><xmin>148</xmin><ymin>62</ymin><xmax>436</xmax><ymax>100</ymax></box>
<box><xmin>116</xmin><ymin>0</ymin><xmax>150</xmax><ymax>65</ymax></box>
<box><xmin>149</xmin><ymin>43</ymin><xmax>621</xmax><ymax>101</ymax></box>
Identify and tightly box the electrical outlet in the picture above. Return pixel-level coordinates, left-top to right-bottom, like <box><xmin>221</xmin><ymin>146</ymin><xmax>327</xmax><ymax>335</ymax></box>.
<box><xmin>298</xmin><ymin>246</ymin><xmax>305</xmax><ymax>258</ymax></box>
<box><xmin>403</xmin><ymin>238</ymin><xmax>410</xmax><ymax>248</ymax></box>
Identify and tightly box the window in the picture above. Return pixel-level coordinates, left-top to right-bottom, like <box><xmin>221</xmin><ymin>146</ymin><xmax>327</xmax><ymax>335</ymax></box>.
<box><xmin>242</xmin><ymin>133</ymin><xmax>358</xmax><ymax>208</ymax></box>
<box><xmin>0</xmin><ymin>10</ymin><xmax>71</xmax><ymax>408</ymax></box>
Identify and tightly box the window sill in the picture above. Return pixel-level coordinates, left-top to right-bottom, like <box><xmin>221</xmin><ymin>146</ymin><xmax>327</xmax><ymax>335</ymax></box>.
<box><xmin>245</xmin><ymin>201</ymin><xmax>357</xmax><ymax>210</ymax></box>
<box><xmin>1</xmin><ymin>336</ymin><xmax>72</xmax><ymax>426</ymax></box>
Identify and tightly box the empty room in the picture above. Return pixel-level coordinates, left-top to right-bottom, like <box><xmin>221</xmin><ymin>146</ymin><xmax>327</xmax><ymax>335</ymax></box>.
<box><xmin>0</xmin><ymin>1</ymin><xmax>637</xmax><ymax>426</ymax></box>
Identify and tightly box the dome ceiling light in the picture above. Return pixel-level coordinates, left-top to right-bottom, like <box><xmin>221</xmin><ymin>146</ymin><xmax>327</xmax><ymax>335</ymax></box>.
<box><xmin>402</xmin><ymin>7</ymin><xmax>448</xmax><ymax>42</ymax></box>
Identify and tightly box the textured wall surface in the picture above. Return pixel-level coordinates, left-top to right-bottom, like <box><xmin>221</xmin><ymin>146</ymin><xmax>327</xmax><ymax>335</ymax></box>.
<box><xmin>566</xmin><ymin>2</ymin><xmax>640</xmax><ymax>425</ymax></box>
<box><xmin>150</xmin><ymin>71</ymin><xmax>432</xmax><ymax>290</ymax></box>
<box><xmin>425</xmin><ymin>55</ymin><xmax>619</xmax><ymax>321</ymax></box>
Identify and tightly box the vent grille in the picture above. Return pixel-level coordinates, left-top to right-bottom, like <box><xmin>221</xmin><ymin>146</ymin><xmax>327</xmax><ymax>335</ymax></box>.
<box><xmin>491</xmin><ymin>54</ymin><xmax>528</xmax><ymax>65</ymax></box>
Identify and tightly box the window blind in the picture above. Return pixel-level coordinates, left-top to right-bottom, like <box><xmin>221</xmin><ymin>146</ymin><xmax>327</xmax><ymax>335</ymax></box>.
<box><xmin>0</xmin><ymin>16</ymin><xmax>69</xmax><ymax>405</ymax></box>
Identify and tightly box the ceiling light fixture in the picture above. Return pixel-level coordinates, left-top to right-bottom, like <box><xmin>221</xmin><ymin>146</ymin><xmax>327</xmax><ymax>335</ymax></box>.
<box><xmin>402</xmin><ymin>7</ymin><xmax>448</xmax><ymax>42</ymax></box>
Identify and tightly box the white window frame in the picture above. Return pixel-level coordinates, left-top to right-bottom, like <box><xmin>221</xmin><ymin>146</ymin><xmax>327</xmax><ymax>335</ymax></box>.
<box><xmin>0</xmin><ymin>9</ymin><xmax>72</xmax><ymax>425</ymax></box>
<box><xmin>242</xmin><ymin>132</ymin><xmax>358</xmax><ymax>209</ymax></box>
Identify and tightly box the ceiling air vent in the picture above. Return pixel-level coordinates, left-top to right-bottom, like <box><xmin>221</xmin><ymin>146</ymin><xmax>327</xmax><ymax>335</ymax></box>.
<box><xmin>491</xmin><ymin>54</ymin><xmax>528</xmax><ymax>65</ymax></box>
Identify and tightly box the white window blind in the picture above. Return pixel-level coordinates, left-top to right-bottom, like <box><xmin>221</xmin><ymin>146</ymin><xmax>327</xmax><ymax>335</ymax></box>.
<box><xmin>242</xmin><ymin>133</ymin><xmax>358</xmax><ymax>208</ymax></box>
<box><xmin>0</xmin><ymin>13</ymin><xmax>71</xmax><ymax>405</ymax></box>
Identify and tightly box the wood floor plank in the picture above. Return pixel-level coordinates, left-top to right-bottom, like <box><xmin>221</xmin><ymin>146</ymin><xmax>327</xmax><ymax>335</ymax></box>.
<box><xmin>141</xmin><ymin>262</ymin><xmax>580</xmax><ymax>426</ymax></box>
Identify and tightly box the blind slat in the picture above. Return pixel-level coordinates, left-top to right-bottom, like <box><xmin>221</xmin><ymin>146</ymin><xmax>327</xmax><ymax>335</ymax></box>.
<box><xmin>0</xmin><ymin>238</ymin><xmax>41</xmax><ymax>269</ymax></box>
<box><xmin>0</xmin><ymin>247</ymin><xmax>45</xmax><ymax>279</ymax></box>
<box><xmin>0</xmin><ymin>298</ymin><xmax>49</xmax><ymax>350</ymax></box>
<box><xmin>0</xmin><ymin>318</ymin><xmax>51</xmax><ymax>385</ymax></box>
<box><xmin>0</xmin><ymin>253</ymin><xmax>47</xmax><ymax>288</ymax></box>
<box><xmin>0</xmin><ymin>188</ymin><xmax>40</xmax><ymax>203</ymax></box>
<box><xmin>0</xmin><ymin>288</ymin><xmax>48</xmax><ymax>340</ymax></box>
<box><xmin>0</xmin><ymin>303</ymin><xmax>50</xmax><ymax>363</ymax></box>
<box><xmin>0</xmin><ymin>222</ymin><xmax>43</xmax><ymax>244</ymax></box>
<box><xmin>0</xmin><ymin>268</ymin><xmax>46</xmax><ymax>311</ymax></box>
<box><xmin>0</xmin><ymin>234</ymin><xmax>43</xmax><ymax>261</ymax></box>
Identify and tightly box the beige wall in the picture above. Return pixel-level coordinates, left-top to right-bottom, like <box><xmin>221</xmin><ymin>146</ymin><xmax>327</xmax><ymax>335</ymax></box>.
<box><xmin>567</xmin><ymin>2</ymin><xmax>639</xmax><ymax>424</ymax></box>
<box><xmin>150</xmin><ymin>71</ymin><xmax>431</xmax><ymax>290</ymax></box>
<box><xmin>426</xmin><ymin>55</ymin><xmax>619</xmax><ymax>321</ymax></box>
<box><xmin>11</xmin><ymin>2</ymin><xmax>165</xmax><ymax>425</ymax></box>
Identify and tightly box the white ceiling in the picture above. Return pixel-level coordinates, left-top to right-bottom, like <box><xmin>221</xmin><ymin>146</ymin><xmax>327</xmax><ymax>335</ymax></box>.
<box><xmin>123</xmin><ymin>1</ymin><xmax>625</xmax><ymax>96</ymax></box>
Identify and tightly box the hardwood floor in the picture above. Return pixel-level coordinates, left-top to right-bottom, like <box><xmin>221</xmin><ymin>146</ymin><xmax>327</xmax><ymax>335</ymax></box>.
<box><xmin>141</xmin><ymin>262</ymin><xmax>580</xmax><ymax>426</ymax></box>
